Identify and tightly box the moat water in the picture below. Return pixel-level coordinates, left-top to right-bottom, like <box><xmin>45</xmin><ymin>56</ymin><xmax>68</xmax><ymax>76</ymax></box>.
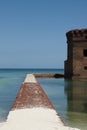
<box><xmin>0</xmin><ymin>69</ymin><xmax>87</xmax><ymax>130</ymax></box>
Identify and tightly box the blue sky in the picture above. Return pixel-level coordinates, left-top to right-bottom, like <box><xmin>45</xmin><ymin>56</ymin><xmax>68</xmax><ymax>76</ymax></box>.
<box><xmin>0</xmin><ymin>0</ymin><xmax>87</xmax><ymax>68</ymax></box>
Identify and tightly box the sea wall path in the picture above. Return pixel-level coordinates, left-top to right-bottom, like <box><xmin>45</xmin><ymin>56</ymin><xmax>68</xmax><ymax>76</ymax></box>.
<box><xmin>0</xmin><ymin>74</ymin><xmax>80</xmax><ymax>130</ymax></box>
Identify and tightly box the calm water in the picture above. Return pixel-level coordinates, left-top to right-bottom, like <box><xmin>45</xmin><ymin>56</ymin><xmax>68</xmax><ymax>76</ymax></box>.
<box><xmin>0</xmin><ymin>69</ymin><xmax>87</xmax><ymax>130</ymax></box>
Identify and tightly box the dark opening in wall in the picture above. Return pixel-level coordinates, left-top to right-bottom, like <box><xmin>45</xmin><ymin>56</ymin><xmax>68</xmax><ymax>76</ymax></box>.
<box><xmin>84</xmin><ymin>30</ymin><xmax>87</xmax><ymax>33</ymax></box>
<box><xmin>83</xmin><ymin>49</ymin><xmax>87</xmax><ymax>56</ymax></box>
<box><xmin>85</xmin><ymin>36</ymin><xmax>87</xmax><ymax>39</ymax></box>
<box><xmin>84</xmin><ymin>66</ymin><xmax>87</xmax><ymax>70</ymax></box>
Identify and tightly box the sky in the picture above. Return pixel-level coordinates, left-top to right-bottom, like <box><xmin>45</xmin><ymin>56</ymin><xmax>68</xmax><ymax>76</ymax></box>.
<box><xmin>0</xmin><ymin>0</ymin><xmax>87</xmax><ymax>68</ymax></box>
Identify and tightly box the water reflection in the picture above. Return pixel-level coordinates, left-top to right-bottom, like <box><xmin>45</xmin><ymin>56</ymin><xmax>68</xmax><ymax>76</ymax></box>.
<box><xmin>64</xmin><ymin>80</ymin><xmax>87</xmax><ymax>130</ymax></box>
<box><xmin>65</xmin><ymin>80</ymin><xmax>87</xmax><ymax>113</ymax></box>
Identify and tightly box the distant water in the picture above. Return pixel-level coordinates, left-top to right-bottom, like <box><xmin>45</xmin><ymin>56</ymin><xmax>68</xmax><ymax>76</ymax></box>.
<box><xmin>0</xmin><ymin>69</ymin><xmax>87</xmax><ymax>130</ymax></box>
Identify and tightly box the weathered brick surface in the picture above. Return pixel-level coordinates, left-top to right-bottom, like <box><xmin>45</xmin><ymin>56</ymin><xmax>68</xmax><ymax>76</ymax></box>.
<box><xmin>11</xmin><ymin>82</ymin><xmax>54</xmax><ymax>110</ymax></box>
<box><xmin>65</xmin><ymin>29</ymin><xmax>87</xmax><ymax>80</ymax></box>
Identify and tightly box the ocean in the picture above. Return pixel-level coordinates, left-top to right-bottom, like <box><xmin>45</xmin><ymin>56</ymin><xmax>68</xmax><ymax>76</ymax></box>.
<box><xmin>0</xmin><ymin>68</ymin><xmax>87</xmax><ymax>130</ymax></box>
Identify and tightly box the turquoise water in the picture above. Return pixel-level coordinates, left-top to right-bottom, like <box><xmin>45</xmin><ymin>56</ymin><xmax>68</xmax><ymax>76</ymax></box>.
<box><xmin>0</xmin><ymin>69</ymin><xmax>87</xmax><ymax>130</ymax></box>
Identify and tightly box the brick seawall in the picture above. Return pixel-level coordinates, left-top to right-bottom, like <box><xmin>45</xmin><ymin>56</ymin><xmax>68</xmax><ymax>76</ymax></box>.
<box><xmin>11</xmin><ymin>74</ymin><xmax>54</xmax><ymax>110</ymax></box>
<box><xmin>0</xmin><ymin>74</ymin><xmax>80</xmax><ymax>130</ymax></box>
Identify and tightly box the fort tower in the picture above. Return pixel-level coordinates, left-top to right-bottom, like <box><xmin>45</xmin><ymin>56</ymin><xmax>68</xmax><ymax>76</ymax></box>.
<box><xmin>64</xmin><ymin>29</ymin><xmax>87</xmax><ymax>80</ymax></box>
